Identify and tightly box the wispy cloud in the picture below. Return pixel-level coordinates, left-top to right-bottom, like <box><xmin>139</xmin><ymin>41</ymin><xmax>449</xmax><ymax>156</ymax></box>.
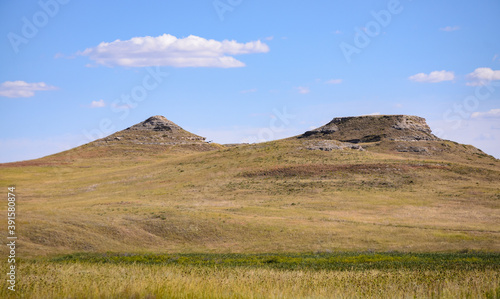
<box><xmin>90</xmin><ymin>99</ymin><xmax>106</xmax><ymax>108</ymax></box>
<box><xmin>333</xmin><ymin>30</ymin><xmax>342</xmax><ymax>35</ymax></box>
<box><xmin>78</xmin><ymin>34</ymin><xmax>270</xmax><ymax>68</ymax></box>
<box><xmin>264</xmin><ymin>36</ymin><xmax>274</xmax><ymax>41</ymax></box>
<box><xmin>240</xmin><ymin>88</ymin><xmax>257</xmax><ymax>94</ymax></box>
<box><xmin>54</xmin><ymin>52</ymin><xmax>75</xmax><ymax>59</ymax></box>
<box><xmin>111</xmin><ymin>103</ymin><xmax>133</xmax><ymax>110</ymax></box>
<box><xmin>296</xmin><ymin>86</ymin><xmax>310</xmax><ymax>94</ymax></box>
<box><xmin>471</xmin><ymin>109</ymin><xmax>500</xmax><ymax>119</ymax></box>
<box><xmin>0</xmin><ymin>81</ymin><xmax>58</xmax><ymax>98</ymax></box>
<box><xmin>409</xmin><ymin>70</ymin><xmax>455</xmax><ymax>83</ymax></box>
<box><xmin>326</xmin><ymin>79</ymin><xmax>342</xmax><ymax>85</ymax></box>
<box><xmin>440</xmin><ymin>26</ymin><xmax>460</xmax><ymax>32</ymax></box>
<box><xmin>466</xmin><ymin>67</ymin><xmax>500</xmax><ymax>86</ymax></box>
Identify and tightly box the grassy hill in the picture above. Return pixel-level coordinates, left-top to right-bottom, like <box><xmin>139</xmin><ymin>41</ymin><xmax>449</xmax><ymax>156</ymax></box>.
<box><xmin>2</xmin><ymin>115</ymin><xmax>500</xmax><ymax>298</ymax></box>
<box><xmin>1</xmin><ymin>115</ymin><xmax>499</xmax><ymax>257</ymax></box>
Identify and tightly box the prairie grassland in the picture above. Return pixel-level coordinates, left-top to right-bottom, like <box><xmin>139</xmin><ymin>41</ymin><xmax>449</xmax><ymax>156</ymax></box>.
<box><xmin>1</xmin><ymin>252</ymin><xmax>499</xmax><ymax>298</ymax></box>
<box><xmin>1</xmin><ymin>138</ymin><xmax>499</xmax><ymax>256</ymax></box>
<box><xmin>1</xmin><ymin>136</ymin><xmax>499</xmax><ymax>297</ymax></box>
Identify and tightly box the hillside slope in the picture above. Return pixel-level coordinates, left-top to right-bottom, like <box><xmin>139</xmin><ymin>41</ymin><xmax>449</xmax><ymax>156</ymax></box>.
<box><xmin>1</xmin><ymin>115</ymin><xmax>499</xmax><ymax>256</ymax></box>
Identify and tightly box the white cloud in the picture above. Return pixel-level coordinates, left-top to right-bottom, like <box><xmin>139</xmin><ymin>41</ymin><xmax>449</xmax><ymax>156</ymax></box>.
<box><xmin>365</xmin><ymin>112</ymin><xmax>381</xmax><ymax>116</ymax></box>
<box><xmin>440</xmin><ymin>26</ymin><xmax>460</xmax><ymax>32</ymax></box>
<box><xmin>264</xmin><ymin>36</ymin><xmax>274</xmax><ymax>41</ymax></box>
<box><xmin>408</xmin><ymin>70</ymin><xmax>455</xmax><ymax>83</ymax></box>
<box><xmin>471</xmin><ymin>109</ymin><xmax>500</xmax><ymax>119</ymax></box>
<box><xmin>333</xmin><ymin>30</ymin><xmax>342</xmax><ymax>35</ymax></box>
<box><xmin>296</xmin><ymin>86</ymin><xmax>310</xmax><ymax>94</ymax></box>
<box><xmin>466</xmin><ymin>68</ymin><xmax>500</xmax><ymax>86</ymax></box>
<box><xmin>0</xmin><ymin>81</ymin><xmax>58</xmax><ymax>98</ymax></box>
<box><xmin>78</xmin><ymin>34</ymin><xmax>270</xmax><ymax>68</ymax></box>
<box><xmin>240</xmin><ymin>89</ymin><xmax>257</xmax><ymax>94</ymax></box>
<box><xmin>90</xmin><ymin>99</ymin><xmax>106</xmax><ymax>108</ymax></box>
<box><xmin>326</xmin><ymin>79</ymin><xmax>342</xmax><ymax>85</ymax></box>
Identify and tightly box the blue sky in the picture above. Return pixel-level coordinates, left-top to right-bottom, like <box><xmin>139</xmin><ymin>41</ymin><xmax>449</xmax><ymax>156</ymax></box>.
<box><xmin>1</xmin><ymin>0</ymin><xmax>499</xmax><ymax>162</ymax></box>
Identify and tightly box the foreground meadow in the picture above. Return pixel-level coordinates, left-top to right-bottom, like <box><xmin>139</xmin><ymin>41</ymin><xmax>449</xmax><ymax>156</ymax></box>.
<box><xmin>2</xmin><ymin>252</ymin><xmax>499</xmax><ymax>298</ymax></box>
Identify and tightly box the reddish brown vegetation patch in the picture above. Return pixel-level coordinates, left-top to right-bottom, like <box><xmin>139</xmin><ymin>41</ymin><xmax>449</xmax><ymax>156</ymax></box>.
<box><xmin>241</xmin><ymin>163</ymin><xmax>448</xmax><ymax>178</ymax></box>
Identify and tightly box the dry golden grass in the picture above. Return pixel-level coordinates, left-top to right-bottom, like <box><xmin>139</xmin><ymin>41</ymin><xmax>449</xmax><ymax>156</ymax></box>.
<box><xmin>1</xmin><ymin>261</ymin><xmax>498</xmax><ymax>299</ymax></box>
<box><xmin>0</xmin><ymin>138</ymin><xmax>498</xmax><ymax>256</ymax></box>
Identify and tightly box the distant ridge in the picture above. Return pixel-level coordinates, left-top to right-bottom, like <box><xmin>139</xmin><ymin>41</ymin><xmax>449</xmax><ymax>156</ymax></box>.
<box><xmin>32</xmin><ymin>114</ymin><xmax>492</xmax><ymax>161</ymax></box>
<box><xmin>300</xmin><ymin>115</ymin><xmax>440</xmax><ymax>143</ymax></box>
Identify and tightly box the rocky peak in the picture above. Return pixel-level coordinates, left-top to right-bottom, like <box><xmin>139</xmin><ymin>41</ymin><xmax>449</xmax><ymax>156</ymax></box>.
<box><xmin>94</xmin><ymin>115</ymin><xmax>208</xmax><ymax>147</ymax></box>
<box><xmin>300</xmin><ymin>115</ymin><xmax>440</xmax><ymax>143</ymax></box>
<box><xmin>126</xmin><ymin>115</ymin><xmax>182</xmax><ymax>132</ymax></box>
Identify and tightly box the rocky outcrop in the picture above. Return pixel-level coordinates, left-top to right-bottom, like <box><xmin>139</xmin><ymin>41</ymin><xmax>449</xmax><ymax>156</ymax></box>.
<box><xmin>304</xmin><ymin>140</ymin><xmax>364</xmax><ymax>151</ymax></box>
<box><xmin>127</xmin><ymin>116</ymin><xmax>180</xmax><ymax>132</ymax></box>
<box><xmin>300</xmin><ymin>115</ymin><xmax>440</xmax><ymax>143</ymax></box>
<box><xmin>93</xmin><ymin>115</ymin><xmax>209</xmax><ymax>147</ymax></box>
<box><xmin>124</xmin><ymin>115</ymin><xmax>205</xmax><ymax>140</ymax></box>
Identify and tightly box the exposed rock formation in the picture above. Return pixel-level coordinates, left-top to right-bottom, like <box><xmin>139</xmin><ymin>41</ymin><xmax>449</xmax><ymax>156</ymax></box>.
<box><xmin>300</xmin><ymin>115</ymin><xmax>440</xmax><ymax>143</ymax></box>
<box><xmin>304</xmin><ymin>140</ymin><xmax>364</xmax><ymax>151</ymax></box>
<box><xmin>127</xmin><ymin>116</ymin><xmax>181</xmax><ymax>132</ymax></box>
<box><xmin>93</xmin><ymin>115</ymin><xmax>210</xmax><ymax>148</ymax></box>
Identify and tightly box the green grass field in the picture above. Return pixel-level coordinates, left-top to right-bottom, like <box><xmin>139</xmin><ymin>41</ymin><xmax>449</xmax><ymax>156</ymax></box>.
<box><xmin>2</xmin><ymin>252</ymin><xmax>499</xmax><ymax>298</ymax></box>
